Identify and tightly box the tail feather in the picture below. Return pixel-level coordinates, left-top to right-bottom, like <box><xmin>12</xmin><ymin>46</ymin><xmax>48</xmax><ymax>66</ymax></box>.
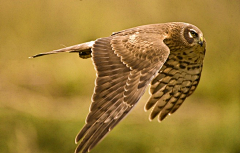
<box><xmin>29</xmin><ymin>41</ymin><xmax>95</xmax><ymax>58</ymax></box>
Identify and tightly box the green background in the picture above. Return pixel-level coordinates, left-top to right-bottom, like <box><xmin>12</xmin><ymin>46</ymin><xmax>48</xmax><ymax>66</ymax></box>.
<box><xmin>0</xmin><ymin>0</ymin><xmax>239</xmax><ymax>153</ymax></box>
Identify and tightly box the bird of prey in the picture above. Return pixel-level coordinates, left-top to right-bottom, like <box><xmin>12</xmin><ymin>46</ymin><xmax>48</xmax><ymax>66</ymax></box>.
<box><xmin>30</xmin><ymin>22</ymin><xmax>206</xmax><ymax>153</ymax></box>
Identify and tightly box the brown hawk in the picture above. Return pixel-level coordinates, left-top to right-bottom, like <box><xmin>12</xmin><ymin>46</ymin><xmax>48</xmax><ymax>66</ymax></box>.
<box><xmin>30</xmin><ymin>22</ymin><xmax>206</xmax><ymax>153</ymax></box>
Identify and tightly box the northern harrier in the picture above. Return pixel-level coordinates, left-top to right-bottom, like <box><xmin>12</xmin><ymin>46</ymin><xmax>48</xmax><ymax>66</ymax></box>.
<box><xmin>30</xmin><ymin>22</ymin><xmax>206</xmax><ymax>153</ymax></box>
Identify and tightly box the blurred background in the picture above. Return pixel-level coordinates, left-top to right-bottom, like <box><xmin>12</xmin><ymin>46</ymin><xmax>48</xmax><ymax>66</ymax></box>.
<box><xmin>0</xmin><ymin>0</ymin><xmax>239</xmax><ymax>153</ymax></box>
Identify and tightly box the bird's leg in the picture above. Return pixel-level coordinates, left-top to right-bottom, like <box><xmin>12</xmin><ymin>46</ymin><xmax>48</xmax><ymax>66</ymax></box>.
<box><xmin>77</xmin><ymin>49</ymin><xmax>92</xmax><ymax>59</ymax></box>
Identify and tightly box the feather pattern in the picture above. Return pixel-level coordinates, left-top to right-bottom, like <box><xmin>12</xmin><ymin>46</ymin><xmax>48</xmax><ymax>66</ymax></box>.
<box><xmin>75</xmin><ymin>31</ymin><xmax>170</xmax><ymax>152</ymax></box>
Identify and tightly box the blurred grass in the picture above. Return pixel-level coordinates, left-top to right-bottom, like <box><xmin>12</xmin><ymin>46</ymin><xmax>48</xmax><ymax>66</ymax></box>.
<box><xmin>0</xmin><ymin>0</ymin><xmax>240</xmax><ymax>153</ymax></box>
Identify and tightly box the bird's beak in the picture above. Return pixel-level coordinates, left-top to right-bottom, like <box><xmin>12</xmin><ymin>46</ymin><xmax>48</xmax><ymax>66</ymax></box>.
<box><xmin>198</xmin><ymin>36</ymin><xmax>204</xmax><ymax>46</ymax></box>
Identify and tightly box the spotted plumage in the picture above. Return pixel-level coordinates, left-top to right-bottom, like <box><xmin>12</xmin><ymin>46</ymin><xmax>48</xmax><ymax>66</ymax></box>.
<box><xmin>30</xmin><ymin>22</ymin><xmax>206</xmax><ymax>153</ymax></box>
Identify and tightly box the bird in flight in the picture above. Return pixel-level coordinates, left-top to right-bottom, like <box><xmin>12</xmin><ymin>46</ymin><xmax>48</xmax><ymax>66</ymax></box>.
<box><xmin>30</xmin><ymin>22</ymin><xmax>206</xmax><ymax>153</ymax></box>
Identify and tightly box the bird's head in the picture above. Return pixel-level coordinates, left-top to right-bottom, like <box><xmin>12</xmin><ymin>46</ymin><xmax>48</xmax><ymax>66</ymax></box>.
<box><xmin>182</xmin><ymin>23</ymin><xmax>206</xmax><ymax>49</ymax></box>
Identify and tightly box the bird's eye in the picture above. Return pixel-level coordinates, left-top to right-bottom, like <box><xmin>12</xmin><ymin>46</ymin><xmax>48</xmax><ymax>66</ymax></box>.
<box><xmin>189</xmin><ymin>30</ymin><xmax>198</xmax><ymax>38</ymax></box>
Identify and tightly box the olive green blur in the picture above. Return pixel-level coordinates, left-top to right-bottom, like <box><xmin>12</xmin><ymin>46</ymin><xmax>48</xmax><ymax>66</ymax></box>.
<box><xmin>0</xmin><ymin>0</ymin><xmax>239</xmax><ymax>153</ymax></box>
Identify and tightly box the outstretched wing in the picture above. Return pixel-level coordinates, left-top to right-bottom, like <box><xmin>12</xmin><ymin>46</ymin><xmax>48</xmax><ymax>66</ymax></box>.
<box><xmin>75</xmin><ymin>32</ymin><xmax>170</xmax><ymax>153</ymax></box>
<box><xmin>145</xmin><ymin>49</ymin><xmax>205</xmax><ymax>122</ymax></box>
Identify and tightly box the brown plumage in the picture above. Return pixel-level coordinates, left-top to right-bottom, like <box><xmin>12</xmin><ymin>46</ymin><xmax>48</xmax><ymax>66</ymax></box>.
<box><xmin>30</xmin><ymin>22</ymin><xmax>206</xmax><ymax>153</ymax></box>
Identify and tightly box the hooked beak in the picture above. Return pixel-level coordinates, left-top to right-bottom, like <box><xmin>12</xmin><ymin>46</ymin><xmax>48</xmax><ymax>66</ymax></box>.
<box><xmin>198</xmin><ymin>36</ymin><xmax>204</xmax><ymax>46</ymax></box>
